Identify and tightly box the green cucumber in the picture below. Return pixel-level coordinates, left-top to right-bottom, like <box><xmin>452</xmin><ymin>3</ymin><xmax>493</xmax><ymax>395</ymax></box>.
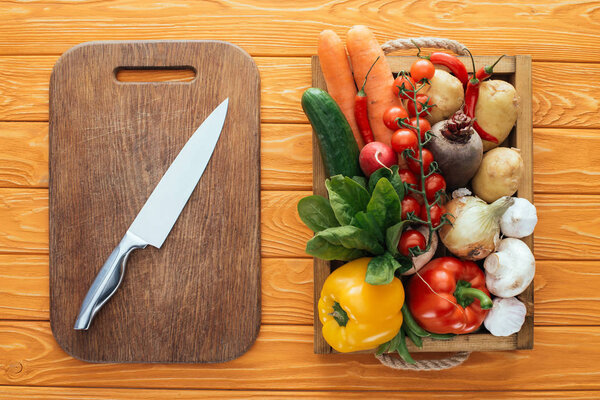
<box><xmin>301</xmin><ymin>88</ymin><xmax>362</xmax><ymax>177</ymax></box>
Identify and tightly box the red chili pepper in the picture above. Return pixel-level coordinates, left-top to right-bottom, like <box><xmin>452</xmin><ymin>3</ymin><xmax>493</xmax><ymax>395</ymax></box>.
<box><xmin>473</xmin><ymin>120</ymin><xmax>499</xmax><ymax>143</ymax></box>
<box><xmin>429</xmin><ymin>52</ymin><xmax>469</xmax><ymax>87</ymax></box>
<box><xmin>463</xmin><ymin>49</ymin><xmax>499</xmax><ymax>144</ymax></box>
<box><xmin>407</xmin><ymin>257</ymin><xmax>493</xmax><ymax>334</ymax></box>
<box><xmin>354</xmin><ymin>57</ymin><xmax>380</xmax><ymax>144</ymax></box>
<box><xmin>475</xmin><ymin>55</ymin><xmax>506</xmax><ymax>81</ymax></box>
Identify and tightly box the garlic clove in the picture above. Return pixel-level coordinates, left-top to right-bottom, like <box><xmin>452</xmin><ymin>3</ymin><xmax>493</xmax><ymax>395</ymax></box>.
<box><xmin>484</xmin><ymin>297</ymin><xmax>527</xmax><ymax>336</ymax></box>
<box><xmin>500</xmin><ymin>197</ymin><xmax>538</xmax><ymax>238</ymax></box>
<box><xmin>484</xmin><ymin>238</ymin><xmax>535</xmax><ymax>297</ymax></box>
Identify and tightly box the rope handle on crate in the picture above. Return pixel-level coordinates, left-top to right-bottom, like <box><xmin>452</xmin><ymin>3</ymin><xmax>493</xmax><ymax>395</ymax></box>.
<box><xmin>381</xmin><ymin>37</ymin><xmax>469</xmax><ymax>55</ymax></box>
<box><xmin>376</xmin><ymin>36</ymin><xmax>470</xmax><ymax>371</ymax></box>
<box><xmin>376</xmin><ymin>351</ymin><xmax>470</xmax><ymax>371</ymax></box>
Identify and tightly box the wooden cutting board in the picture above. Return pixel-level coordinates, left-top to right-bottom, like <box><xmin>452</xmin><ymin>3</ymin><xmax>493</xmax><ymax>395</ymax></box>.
<box><xmin>49</xmin><ymin>41</ymin><xmax>261</xmax><ymax>363</ymax></box>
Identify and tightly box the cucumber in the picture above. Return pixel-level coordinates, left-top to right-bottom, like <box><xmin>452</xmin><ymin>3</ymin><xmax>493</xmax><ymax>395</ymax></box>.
<box><xmin>301</xmin><ymin>88</ymin><xmax>362</xmax><ymax>177</ymax></box>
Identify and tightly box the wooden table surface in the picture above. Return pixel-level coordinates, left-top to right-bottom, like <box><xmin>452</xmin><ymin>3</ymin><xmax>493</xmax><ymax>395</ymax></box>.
<box><xmin>1</xmin><ymin>1</ymin><xmax>599</xmax><ymax>398</ymax></box>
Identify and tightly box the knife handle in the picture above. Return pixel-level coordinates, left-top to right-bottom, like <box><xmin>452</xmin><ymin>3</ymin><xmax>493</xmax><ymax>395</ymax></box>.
<box><xmin>74</xmin><ymin>231</ymin><xmax>148</xmax><ymax>330</ymax></box>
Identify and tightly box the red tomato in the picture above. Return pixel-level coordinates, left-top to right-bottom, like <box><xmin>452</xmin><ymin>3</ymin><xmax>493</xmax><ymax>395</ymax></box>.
<box><xmin>421</xmin><ymin>203</ymin><xmax>446</xmax><ymax>227</ymax></box>
<box><xmin>406</xmin><ymin>94</ymin><xmax>430</xmax><ymax>117</ymax></box>
<box><xmin>407</xmin><ymin>148</ymin><xmax>434</xmax><ymax>175</ymax></box>
<box><xmin>391</xmin><ymin>129</ymin><xmax>418</xmax><ymax>154</ymax></box>
<box><xmin>392</xmin><ymin>75</ymin><xmax>416</xmax><ymax>99</ymax></box>
<box><xmin>398</xmin><ymin>168</ymin><xmax>418</xmax><ymax>187</ymax></box>
<box><xmin>423</xmin><ymin>173</ymin><xmax>446</xmax><ymax>202</ymax></box>
<box><xmin>410</xmin><ymin>59</ymin><xmax>435</xmax><ymax>82</ymax></box>
<box><xmin>382</xmin><ymin>106</ymin><xmax>409</xmax><ymax>130</ymax></box>
<box><xmin>401</xmin><ymin>195</ymin><xmax>421</xmax><ymax>220</ymax></box>
<box><xmin>408</xmin><ymin>117</ymin><xmax>431</xmax><ymax>141</ymax></box>
<box><xmin>398</xmin><ymin>229</ymin><xmax>426</xmax><ymax>256</ymax></box>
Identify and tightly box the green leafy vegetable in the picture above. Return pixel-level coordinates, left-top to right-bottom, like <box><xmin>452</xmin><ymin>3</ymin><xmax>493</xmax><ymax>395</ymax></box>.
<box><xmin>306</xmin><ymin>226</ymin><xmax>384</xmax><ymax>261</ymax></box>
<box><xmin>297</xmin><ymin>195</ymin><xmax>340</xmax><ymax>232</ymax></box>
<box><xmin>367</xmin><ymin>178</ymin><xmax>401</xmax><ymax>230</ymax></box>
<box><xmin>365</xmin><ymin>252</ymin><xmax>400</xmax><ymax>285</ymax></box>
<box><xmin>385</xmin><ymin>221</ymin><xmax>406</xmax><ymax>257</ymax></box>
<box><xmin>351</xmin><ymin>175</ymin><xmax>367</xmax><ymax>189</ymax></box>
<box><xmin>326</xmin><ymin>175</ymin><xmax>371</xmax><ymax>225</ymax></box>
<box><xmin>368</xmin><ymin>165</ymin><xmax>405</xmax><ymax>200</ymax></box>
<box><xmin>352</xmin><ymin>211</ymin><xmax>384</xmax><ymax>243</ymax></box>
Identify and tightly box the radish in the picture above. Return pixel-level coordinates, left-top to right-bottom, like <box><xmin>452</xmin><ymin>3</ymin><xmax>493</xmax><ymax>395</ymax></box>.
<box><xmin>359</xmin><ymin>141</ymin><xmax>396</xmax><ymax>177</ymax></box>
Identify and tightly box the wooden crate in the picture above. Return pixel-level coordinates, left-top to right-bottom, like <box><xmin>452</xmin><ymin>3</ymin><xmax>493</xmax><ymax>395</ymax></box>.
<box><xmin>311</xmin><ymin>55</ymin><xmax>533</xmax><ymax>354</ymax></box>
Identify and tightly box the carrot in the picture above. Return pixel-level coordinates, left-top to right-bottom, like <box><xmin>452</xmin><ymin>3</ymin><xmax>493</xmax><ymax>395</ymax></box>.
<box><xmin>317</xmin><ymin>30</ymin><xmax>364</xmax><ymax>149</ymax></box>
<box><xmin>346</xmin><ymin>25</ymin><xmax>400</xmax><ymax>146</ymax></box>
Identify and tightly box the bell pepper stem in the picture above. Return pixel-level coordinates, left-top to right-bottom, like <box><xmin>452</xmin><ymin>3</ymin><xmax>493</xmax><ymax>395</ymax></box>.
<box><xmin>454</xmin><ymin>281</ymin><xmax>493</xmax><ymax>310</ymax></box>
<box><xmin>331</xmin><ymin>301</ymin><xmax>349</xmax><ymax>327</ymax></box>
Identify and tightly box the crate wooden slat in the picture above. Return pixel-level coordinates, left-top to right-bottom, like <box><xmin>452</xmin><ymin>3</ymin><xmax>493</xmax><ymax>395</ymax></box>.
<box><xmin>311</xmin><ymin>55</ymin><xmax>533</xmax><ymax>354</ymax></box>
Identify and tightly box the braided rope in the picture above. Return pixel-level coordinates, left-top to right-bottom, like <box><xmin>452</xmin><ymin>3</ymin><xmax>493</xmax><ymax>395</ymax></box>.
<box><xmin>382</xmin><ymin>37</ymin><xmax>468</xmax><ymax>56</ymax></box>
<box><xmin>375</xmin><ymin>351</ymin><xmax>470</xmax><ymax>370</ymax></box>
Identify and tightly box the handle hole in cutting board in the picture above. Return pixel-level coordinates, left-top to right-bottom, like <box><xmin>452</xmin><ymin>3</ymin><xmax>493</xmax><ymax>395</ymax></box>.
<box><xmin>115</xmin><ymin>66</ymin><xmax>197</xmax><ymax>83</ymax></box>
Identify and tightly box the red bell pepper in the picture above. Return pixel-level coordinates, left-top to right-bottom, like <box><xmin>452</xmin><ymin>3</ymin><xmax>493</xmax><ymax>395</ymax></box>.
<box><xmin>407</xmin><ymin>257</ymin><xmax>493</xmax><ymax>334</ymax></box>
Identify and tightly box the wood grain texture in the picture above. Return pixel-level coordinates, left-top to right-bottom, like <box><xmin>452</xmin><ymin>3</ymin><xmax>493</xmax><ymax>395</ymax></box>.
<box><xmin>4</xmin><ymin>190</ymin><xmax>600</xmax><ymax>261</ymax></box>
<box><xmin>1</xmin><ymin>0</ymin><xmax>600</xmax><ymax>62</ymax></box>
<box><xmin>3</xmin><ymin>387</ymin><xmax>599</xmax><ymax>400</ymax></box>
<box><xmin>49</xmin><ymin>41</ymin><xmax>261</xmax><ymax>363</ymax></box>
<box><xmin>1</xmin><ymin>322</ymin><xmax>600</xmax><ymax>391</ymax></box>
<box><xmin>2</xmin><ymin>257</ymin><xmax>599</xmax><ymax>326</ymax></box>
<box><xmin>0</xmin><ymin>255</ymin><xmax>48</xmax><ymax>320</ymax></box>
<box><xmin>1</xmin><ymin>56</ymin><xmax>600</xmax><ymax>128</ymax></box>
<box><xmin>4</xmin><ymin>123</ymin><xmax>600</xmax><ymax>194</ymax></box>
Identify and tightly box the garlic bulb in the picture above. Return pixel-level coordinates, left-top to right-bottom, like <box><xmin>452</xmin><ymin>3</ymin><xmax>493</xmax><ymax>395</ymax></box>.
<box><xmin>500</xmin><ymin>197</ymin><xmax>537</xmax><ymax>238</ymax></box>
<box><xmin>439</xmin><ymin>196</ymin><xmax>514</xmax><ymax>261</ymax></box>
<box><xmin>402</xmin><ymin>225</ymin><xmax>438</xmax><ymax>276</ymax></box>
<box><xmin>484</xmin><ymin>238</ymin><xmax>535</xmax><ymax>297</ymax></box>
<box><xmin>484</xmin><ymin>297</ymin><xmax>527</xmax><ymax>336</ymax></box>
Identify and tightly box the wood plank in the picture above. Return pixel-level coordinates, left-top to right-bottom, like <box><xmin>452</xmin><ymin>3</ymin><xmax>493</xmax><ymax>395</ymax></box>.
<box><xmin>2</xmin><ymin>255</ymin><xmax>599</xmax><ymax>326</ymax></box>
<box><xmin>2</xmin><ymin>386</ymin><xmax>599</xmax><ymax>400</ymax></box>
<box><xmin>1</xmin><ymin>0</ymin><xmax>600</xmax><ymax>62</ymax></box>
<box><xmin>0</xmin><ymin>122</ymin><xmax>312</xmax><ymax>190</ymax></box>
<box><xmin>1</xmin><ymin>56</ymin><xmax>600</xmax><ymax>128</ymax></box>
<box><xmin>3</xmin><ymin>123</ymin><xmax>600</xmax><ymax>194</ymax></box>
<box><xmin>0</xmin><ymin>255</ymin><xmax>48</xmax><ymax>320</ymax></box>
<box><xmin>0</xmin><ymin>255</ymin><xmax>312</xmax><ymax>325</ymax></box>
<box><xmin>2</xmin><ymin>189</ymin><xmax>600</xmax><ymax>261</ymax></box>
<box><xmin>1</xmin><ymin>322</ymin><xmax>599</xmax><ymax>390</ymax></box>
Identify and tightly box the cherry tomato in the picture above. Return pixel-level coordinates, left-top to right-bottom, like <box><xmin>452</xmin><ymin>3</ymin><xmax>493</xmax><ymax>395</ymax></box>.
<box><xmin>398</xmin><ymin>168</ymin><xmax>418</xmax><ymax>187</ymax></box>
<box><xmin>398</xmin><ymin>229</ymin><xmax>426</xmax><ymax>256</ymax></box>
<box><xmin>401</xmin><ymin>195</ymin><xmax>421</xmax><ymax>220</ymax></box>
<box><xmin>423</xmin><ymin>173</ymin><xmax>446</xmax><ymax>202</ymax></box>
<box><xmin>410</xmin><ymin>59</ymin><xmax>435</xmax><ymax>82</ymax></box>
<box><xmin>392</xmin><ymin>75</ymin><xmax>416</xmax><ymax>100</ymax></box>
<box><xmin>382</xmin><ymin>106</ymin><xmax>409</xmax><ymax>130</ymax></box>
<box><xmin>391</xmin><ymin>129</ymin><xmax>418</xmax><ymax>154</ymax></box>
<box><xmin>408</xmin><ymin>117</ymin><xmax>431</xmax><ymax>141</ymax></box>
<box><xmin>407</xmin><ymin>148</ymin><xmax>434</xmax><ymax>175</ymax></box>
<box><xmin>406</xmin><ymin>94</ymin><xmax>430</xmax><ymax>117</ymax></box>
<box><xmin>421</xmin><ymin>204</ymin><xmax>446</xmax><ymax>227</ymax></box>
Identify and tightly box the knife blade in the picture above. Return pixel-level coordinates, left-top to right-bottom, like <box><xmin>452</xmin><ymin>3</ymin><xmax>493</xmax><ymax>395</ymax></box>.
<box><xmin>74</xmin><ymin>98</ymin><xmax>229</xmax><ymax>330</ymax></box>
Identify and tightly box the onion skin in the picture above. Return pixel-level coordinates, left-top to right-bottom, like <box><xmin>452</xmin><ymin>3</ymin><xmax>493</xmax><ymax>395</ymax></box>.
<box><xmin>439</xmin><ymin>196</ymin><xmax>513</xmax><ymax>261</ymax></box>
<box><xmin>428</xmin><ymin>120</ymin><xmax>483</xmax><ymax>190</ymax></box>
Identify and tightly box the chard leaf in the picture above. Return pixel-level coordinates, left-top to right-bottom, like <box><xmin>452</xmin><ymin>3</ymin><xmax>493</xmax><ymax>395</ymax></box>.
<box><xmin>367</xmin><ymin>178</ymin><xmax>401</xmax><ymax>230</ymax></box>
<box><xmin>306</xmin><ymin>225</ymin><xmax>384</xmax><ymax>261</ymax></box>
<box><xmin>365</xmin><ymin>252</ymin><xmax>400</xmax><ymax>285</ymax></box>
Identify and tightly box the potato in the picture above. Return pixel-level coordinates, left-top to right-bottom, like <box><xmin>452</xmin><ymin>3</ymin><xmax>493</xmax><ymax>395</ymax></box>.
<box><xmin>424</xmin><ymin>69</ymin><xmax>464</xmax><ymax>124</ymax></box>
<box><xmin>474</xmin><ymin>80</ymin><xmax>519</xmax><ymax>151</ymax></box>
<box><xmin>472</xmin><ymin>147</ymin><xmax>523</xmax><ymax>203</ymax></box>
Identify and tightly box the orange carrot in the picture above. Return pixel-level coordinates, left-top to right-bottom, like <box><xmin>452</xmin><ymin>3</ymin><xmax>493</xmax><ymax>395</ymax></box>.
<box><xmin>317</xmin><ymin>30</ymin><xmax>364</xmax><ymax>149</ymax></box>
<box><xmin>346</xmin><ymin>25</ymin><xmax>400</xmax><ymax>146</ymax></box>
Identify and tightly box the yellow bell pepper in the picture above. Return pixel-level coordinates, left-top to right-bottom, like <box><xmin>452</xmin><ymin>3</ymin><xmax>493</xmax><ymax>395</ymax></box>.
<box><xmin>318</xmin><ymin>257</ymin><xmax>404</xmax><ymax>353</ymax></box>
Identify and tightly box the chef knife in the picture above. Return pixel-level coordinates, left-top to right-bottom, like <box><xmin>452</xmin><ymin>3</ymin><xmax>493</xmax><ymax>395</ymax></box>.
<box><xmin>74</xmin><ymin>98</ymin><xmax>229</xmax><ymax>330</ymax></box>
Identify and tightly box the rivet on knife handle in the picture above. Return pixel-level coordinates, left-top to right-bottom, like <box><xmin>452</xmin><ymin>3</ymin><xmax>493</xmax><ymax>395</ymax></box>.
<box><xmin>74</xmin><ymin>231</ymin><xmax>147</xmax><ymax>330</ymax></box>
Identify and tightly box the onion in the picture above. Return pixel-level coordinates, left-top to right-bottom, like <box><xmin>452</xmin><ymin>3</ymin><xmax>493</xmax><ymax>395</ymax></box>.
<box><xmin>439</xmin><ymin>196</ymin><xmax>514</xmax><ymax>261</ymax></box>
